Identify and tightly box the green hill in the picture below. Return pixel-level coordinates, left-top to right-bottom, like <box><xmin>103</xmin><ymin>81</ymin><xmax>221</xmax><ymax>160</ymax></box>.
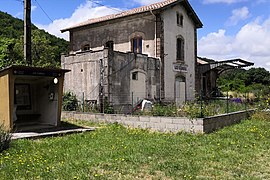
<box><xmin>0</xmin><ymin>11</ymin><xmax>68</xmax><ymax>68</ymax></box>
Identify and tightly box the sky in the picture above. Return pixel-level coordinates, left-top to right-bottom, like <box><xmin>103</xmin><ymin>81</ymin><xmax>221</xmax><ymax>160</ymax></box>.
<box><xmin>0</xmin><ymin>0</ymin><xmax>270</xmax><ymax>70</ymax></box>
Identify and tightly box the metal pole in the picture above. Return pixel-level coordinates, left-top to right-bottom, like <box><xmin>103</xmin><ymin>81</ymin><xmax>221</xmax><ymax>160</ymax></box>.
<box><xmin>131</xmin><ymin>92</ymin><xmax>134</xmax><ymax>115</ymax></box>
<box><xmin>24</xmin><ymin>0</ymin><xmax>32</xmax><ymax>65</ymax></box>
<box><xmin>226</xmin><ymin>90</ymin><xmax>229</xmax><ymax>113</ymax></box>
<box><xmin>200</xmin><ymin>90</ymin><xmax>203</xmax><ymax>118</ymax></box>
<box><xmin>82</xmin><ymin>92</ymin><xmax>85</xmax><ymax>112</ymax></box>
<box><xmin>99</xmin><ymin>59</ymin><xmax>104</xmax><ymax>113</ymax></box>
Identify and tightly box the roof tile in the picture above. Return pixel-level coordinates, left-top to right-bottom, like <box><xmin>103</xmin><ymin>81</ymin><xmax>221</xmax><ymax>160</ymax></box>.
<box><xmin>62</xmin><ymin>0</ymin><xmax>178</xmax><ymax>31</ymax></box>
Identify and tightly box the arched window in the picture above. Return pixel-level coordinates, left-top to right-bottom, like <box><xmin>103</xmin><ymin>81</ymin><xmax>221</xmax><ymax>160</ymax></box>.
<box><xmin>82</xmin><ymin>44</ymin><xmax>90</xmax><ymax>51</ymax></box>
<box><xmin>176</xmin><ymin>36</ymin><xmax>184</xmax><ymax>61</ymax></box>
<box><xmin>131</xmin><ymin>36</ymin><xmax>142</xmax><ymax>53</ymax></box>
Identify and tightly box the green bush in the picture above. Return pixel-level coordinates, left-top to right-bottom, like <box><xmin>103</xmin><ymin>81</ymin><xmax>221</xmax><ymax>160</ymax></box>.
<box><xmin>0</xmin><ymin>125</ymin><xmax>11</xmax><ymax>153</ymax></box>
<box><xmin>62</xmin><ymin>92</ymin><xmax>78</xmax><ymax>111</ymax></box>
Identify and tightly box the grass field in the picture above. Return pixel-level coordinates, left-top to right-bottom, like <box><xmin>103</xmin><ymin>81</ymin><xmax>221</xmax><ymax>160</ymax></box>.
<box><xmin>1</xmin><ymin>113</ymin><xmax>270</xmax><ymax>179</ymax></box>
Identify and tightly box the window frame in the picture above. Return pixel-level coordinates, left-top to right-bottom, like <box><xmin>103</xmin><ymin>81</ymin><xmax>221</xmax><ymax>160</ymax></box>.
<box><xmin>176</xmin><ymin>36</ymin><xmax>185</xmax><ymax>62</ymax></box>
<box><xmin>131</xmin><ymin>37</ymin><xmax>142</xmax><ymax>54</ymax></box>
<box><xmin>132</xmin><ymin>72</ymin><xmax>138</xmax><ymax>80</ymax></box>
<box><xmin>176</xmin><ymin>12</ymin><xmax>183</xmax><ymax>27</ymax></box>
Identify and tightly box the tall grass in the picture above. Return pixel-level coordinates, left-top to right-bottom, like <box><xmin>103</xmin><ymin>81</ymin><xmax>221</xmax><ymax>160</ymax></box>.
<box><xmin>1</xmin><ymin>113</ymin><xmax>270</xmax><ymax>179</ymax></box>
<box><xmin>0</xmin><ymin>125</ymin><xmax>11</xmax><ymax>153</ymax></box>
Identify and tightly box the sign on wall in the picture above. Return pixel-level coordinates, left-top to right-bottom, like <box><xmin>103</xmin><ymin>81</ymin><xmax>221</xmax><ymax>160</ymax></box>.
<box><xmin>173</xmin><ymin>63</ymin><xmax>188</xmax><ymax>73</ymax></box>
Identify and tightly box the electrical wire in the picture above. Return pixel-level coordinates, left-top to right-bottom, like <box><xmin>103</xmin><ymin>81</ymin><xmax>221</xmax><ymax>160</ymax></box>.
<box><xmin>88</xmin><ymin>0</ymin><xmax>156</xmax><ymax>23</ymax></box>
<box><xmin>34</xmin><ymin>0</ymin><xmax>54</xmax><ymax>23</ymax></box>
<box><xmin>108</xmin><ymin>57</ymin><xmax>136</xmax><ymax>77</ymax></box>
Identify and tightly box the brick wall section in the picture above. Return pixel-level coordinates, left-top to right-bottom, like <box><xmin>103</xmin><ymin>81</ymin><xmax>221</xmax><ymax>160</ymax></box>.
<box><xmin>62</xmin><ymin>110</ymin><xmax>254</xmax><ymax>133</ymax></box>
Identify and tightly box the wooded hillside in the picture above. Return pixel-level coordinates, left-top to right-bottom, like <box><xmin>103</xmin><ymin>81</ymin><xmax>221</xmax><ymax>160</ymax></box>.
<box><xmin>0</xmin><ymin>11</ymin><xmax>68</xmax><ymax>69</ymax></box>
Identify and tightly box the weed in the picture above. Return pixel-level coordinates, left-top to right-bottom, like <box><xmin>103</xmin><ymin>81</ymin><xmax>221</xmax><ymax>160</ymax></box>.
<box><xmin>0</xmin><ymin>125</ymin><xmax>11</xmax><ymax>153</ymax></box>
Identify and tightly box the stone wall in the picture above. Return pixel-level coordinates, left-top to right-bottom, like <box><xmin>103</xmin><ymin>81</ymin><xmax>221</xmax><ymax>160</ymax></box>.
<box><xmin>62</xmin><ymin>110</ymin><xmax>254</xmax><ymax>133</ymax></box>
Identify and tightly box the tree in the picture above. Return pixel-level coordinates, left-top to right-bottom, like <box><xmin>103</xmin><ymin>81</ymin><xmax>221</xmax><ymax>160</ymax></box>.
<box><xmin>0</xmin><ymin>11</ymin><xmax>68</xmax><ymax>69</ymax></box>
<box><xmin>0</xmin><ymin>37</ymin><xmax>24</xmax><ymax>69</ymax></box>
<box><xmin>245</xmin><ymin>67</ymin><xmax>270</xmax><ymax>85</ymax></box>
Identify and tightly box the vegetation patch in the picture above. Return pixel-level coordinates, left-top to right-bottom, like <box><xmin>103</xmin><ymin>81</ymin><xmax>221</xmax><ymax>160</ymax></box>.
<box><xmin>0</xmin><ymin>125</ymin><xmax>11</xmax><ymax>153</ymax></box>
<box><xmin>1</xmin><ymin>113</ymin><xmax>270</xmax><ymax>179</ymax></box>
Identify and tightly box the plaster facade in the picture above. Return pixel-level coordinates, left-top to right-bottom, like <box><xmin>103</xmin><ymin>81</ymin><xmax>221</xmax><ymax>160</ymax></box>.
<box><xmin>162</xmin><ymin>4</ymin><xmax>196</xmax><ymax>101</ymax></box>
<box><xmin>62</xmin><ymin>49</ymin><xmax>160</xmax><ymax>113</ymax></box>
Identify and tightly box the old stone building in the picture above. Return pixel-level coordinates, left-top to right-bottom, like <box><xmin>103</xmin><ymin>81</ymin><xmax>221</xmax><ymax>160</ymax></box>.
<box><xmin>61</xmin><ymin>0</ymin><xmax>203</xmax><ymax>110</ymax></box>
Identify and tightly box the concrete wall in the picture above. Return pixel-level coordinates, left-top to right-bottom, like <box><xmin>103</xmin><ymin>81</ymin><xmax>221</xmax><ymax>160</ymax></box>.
<box><xmin>61</xmin><ymin>50</ymin><xmax>104</xmax><ymax>102</ymax></box>
<box><xmin>62</xmin><ymin>110</ymin><xmax>254</xmax><ymax>133</ymax></box>
<box><xmin>70</xmin><ymin>14</ymin><xmax>156</xmax><ymax>57</ymax></box>
<box><xmin>162</xmin><ymin>4</ymin><xmax>196</xmax><ymax>102</ymax></box>
<box><xmin>62</xmin><ymin>49</ymin><xmax>160</xmax><ymax>112</ymax></box>
<box><xmin>109</xmin><ymin>51</ymin><xmax>160</xmax><ymax>108</ymax></box>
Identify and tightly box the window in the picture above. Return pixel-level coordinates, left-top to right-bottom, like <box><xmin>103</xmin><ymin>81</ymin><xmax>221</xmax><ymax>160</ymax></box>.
<box><xmin>177</xmin><ymin>37</ymin><xmax>184</xmax><ymax>61</ymax></box>
<box><xmin>105</xmin><ymin>41</ymin><xmax>114</xmax><ymax>50</ymax></box>
<box><xmin>82</xmin><ymin>44</ymin><xmax>90</xmax><ymax>51</ymax></box>
<box><xmin>177</xmin><ymin>13</ymin><xmax>183</xmax><ymax>26</ymax></box>
<box><xmin>132</xmin><ymin>72</ymin><xmax>138</xmax><ymax>80</ymax></box>
<box><xmin>131</xmin><ymin>37</ymin><xmax>142</xmax><ymax>53</ymax></box>
<box><xmin>14</xmin><ymin>84</ymin><xmax>31</xmax><ymax>110</ymax></box>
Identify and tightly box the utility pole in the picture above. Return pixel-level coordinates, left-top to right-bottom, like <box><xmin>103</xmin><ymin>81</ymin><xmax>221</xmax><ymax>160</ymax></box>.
<box><xmin>24</xmin><ymin>0</ymin><xmax>32</xmax><ymax>65</ymax></box>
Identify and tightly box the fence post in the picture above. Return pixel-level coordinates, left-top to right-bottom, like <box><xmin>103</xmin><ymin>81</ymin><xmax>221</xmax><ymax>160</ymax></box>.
<box><xmin>82</xmin><ymin>92</ymin><xmax>85</xmax><ymax>112</ymax></box>
<box><xmin>226</xmin><ymin>90</ymin><xmax>229</xmax><ymax>114</ymax></box>
<box><xmin>131</xmin><ymin>92</ymin><xmax>134</xmax><ymax>115</ymax></box>
<box><xmin>200</xmin><ymin>90</ymin><xmax>204</xmax><ymax>118</ymax></box>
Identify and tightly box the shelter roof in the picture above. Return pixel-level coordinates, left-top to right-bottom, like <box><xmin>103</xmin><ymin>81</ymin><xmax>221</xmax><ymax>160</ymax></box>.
<box><xmin>197</xmin><ymin>57</ymin><xmax>254</xmax><ymax>74</ymax></box>
<box><xmin>0</xmin><ymin>65</ymin><xmax>70</xmax><ymax>77</ymax></box>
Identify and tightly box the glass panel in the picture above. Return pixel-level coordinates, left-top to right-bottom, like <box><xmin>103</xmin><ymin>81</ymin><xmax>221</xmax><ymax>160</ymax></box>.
<box><xmin>139</xmin><ymin>38</ymin><xmax>142</xmax><ymax>53</ymax></box>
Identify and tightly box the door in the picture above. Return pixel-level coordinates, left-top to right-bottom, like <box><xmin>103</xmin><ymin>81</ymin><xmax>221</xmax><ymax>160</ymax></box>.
<box><xmin>175</xmin><ymin>77</ymin><xmax>186</xmax><ymax>106</ymax></box>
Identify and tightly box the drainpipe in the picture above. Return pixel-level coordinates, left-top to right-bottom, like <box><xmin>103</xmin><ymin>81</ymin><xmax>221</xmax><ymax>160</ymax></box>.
<box><xmin>150</xmin><ymin>10</ymin><xmax>157</xmax><ymax>58</ymax></box>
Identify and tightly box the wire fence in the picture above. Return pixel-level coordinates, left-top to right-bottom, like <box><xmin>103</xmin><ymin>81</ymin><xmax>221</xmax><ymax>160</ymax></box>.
<box><xmin>71</xmin><ymin>89</ymin><xmax>264</xmax><ymax>117</ymax></box>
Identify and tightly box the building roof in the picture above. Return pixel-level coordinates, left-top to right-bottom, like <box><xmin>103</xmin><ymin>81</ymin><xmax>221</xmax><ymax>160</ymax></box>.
<box><xmin>197</xmin><ymin>57</ymin><xmax>254</xmax><ymax>74</ymax></box>
<box><xmin>61</xmin><ymin>0</ymin><xmax>203</xmax><ymax>32</ymax></box>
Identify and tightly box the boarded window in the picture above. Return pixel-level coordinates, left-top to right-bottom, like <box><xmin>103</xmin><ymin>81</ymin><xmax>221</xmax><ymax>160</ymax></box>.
<box><xmin>131</xmin><ymin>37</ymin><xmax>142</xmax><ymax>53</ymax></box>
<box><xmin>177</xmin><ymin>37</ymin><xmax>184</xmax><ymax>61</ymax></box>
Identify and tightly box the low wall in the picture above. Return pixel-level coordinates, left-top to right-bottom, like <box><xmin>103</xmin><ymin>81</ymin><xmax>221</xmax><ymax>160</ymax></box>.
<box><xmin>62</xmin><ymin>110</ymin><xmax>254</xmax><ymax>133</ymax></box>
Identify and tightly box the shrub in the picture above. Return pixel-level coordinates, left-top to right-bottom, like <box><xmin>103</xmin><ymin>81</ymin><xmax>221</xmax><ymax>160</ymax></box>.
<box><xmin>62</xmin><ymin>92</ymin><xmax>78</xmax><ymax>111</ymax></box>
<box><xmin>251</xmin><ymin>111</ymin><xmax>270</xmax><ymax>121</ymax></box>
<box><xmin>0</xmin><ymin>125</ymin><xmax>11</xmax><ymax>153</ymax></box>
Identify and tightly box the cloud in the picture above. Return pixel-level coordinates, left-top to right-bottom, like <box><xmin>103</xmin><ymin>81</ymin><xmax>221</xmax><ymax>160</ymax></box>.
<box><xmin>31</xmin><ymin>5</ymin><xmax>37</xmax><ymax>12</ymax></box>
<box><xmin>226</xmin><ymin>7</ymin><xmax>250</xmax><ymax>26</ymax></box>
<box><xmin>36</xmin><ymin>1</ymin><xmax>119</xmax><ymax>40</ymax></box>
<box><xmin>203</xmin><ymin>0</ymin><xmax>248</xmax><ymax>4</ymax></box>
<box><xmin>132</xmin><ymin>0</ymin><xmax>162</xmax><ymax>6</ymax></box>
<box><xmin>198</xmin><ymin>17</ymin><xmax>270</xmax><ymax>70</ymax></box>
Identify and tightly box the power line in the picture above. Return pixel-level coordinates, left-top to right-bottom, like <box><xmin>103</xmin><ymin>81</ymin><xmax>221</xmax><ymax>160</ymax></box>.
<box><xmin>88</xmin><ymin>0</ymin><xmax>156</xmax><ymax>23</ymax></box>
<box><xmin>88</xmin><ymin>0</ymin><xmax>122</xmax><ymax>13</ymax></box>
<box><xmin>108</xmin><ymin>57</ymin><xmax>136</xmax><ymax>77</ymax></box>
<box><xmin>34</xmin><ymin>0</ymin><xmax>54</xmax><ymax>23</ymax></box>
